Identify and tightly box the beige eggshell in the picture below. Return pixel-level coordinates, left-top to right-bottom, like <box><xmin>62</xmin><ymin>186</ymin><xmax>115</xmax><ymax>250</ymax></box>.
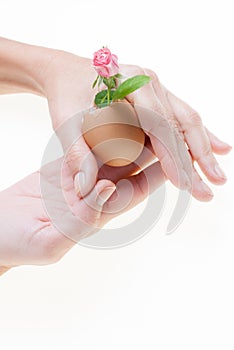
<box><xmin>82</xmin><ymin>101</ymin><xmax>145</xmax><ymax>166</ymax></box>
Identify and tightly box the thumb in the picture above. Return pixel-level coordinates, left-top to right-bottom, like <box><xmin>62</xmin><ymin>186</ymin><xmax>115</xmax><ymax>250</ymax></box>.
<box><xmin>76</xmin><ymin>179</ymin><xmax>116</xmax><ymax>236</ymax></box>
<box><xmin>55</xmin><ymin>110</ymin><xmax>99</xmax><ymax>198</ymax></box>
<box><xmin>86</xmin><ymin>179</ymin><xmax>116</xmax><ymax>212</ymax></box>
<box><xmin>65</xmin><ymin>136</ymin><xmax>99</xmax><ymax>198</ymax></box>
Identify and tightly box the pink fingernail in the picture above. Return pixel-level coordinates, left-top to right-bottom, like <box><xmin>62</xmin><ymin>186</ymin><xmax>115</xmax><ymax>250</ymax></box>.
<box><xmin>97</xmin><ymin>187</ymin><xmax>116</xmax><ymax>206</ymax></box>
<box><xmin>218</xmin><ymin>140</ymin><xmax>232</xmax><ymax>149</ymax></box>
<box><xmin>74</xmin><ymin>171</ymin><xmax>86</xmax><ymax>197</ymax></box>
<box><xmin>214</xmin><ymin>164</ymin><xmax>227</xmax><ymax>180</ymax></box>
<box><xmin>200</xmin><ymin>182</ymin><xmax>214</xmax><ymax>197</ymax></box>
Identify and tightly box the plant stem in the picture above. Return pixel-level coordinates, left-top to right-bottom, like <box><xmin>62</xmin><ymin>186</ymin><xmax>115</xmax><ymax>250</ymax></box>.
<box><xmin>107</xmin><ymin>87</ymin><xmax>110</xmax><ymax>105</ymax></box>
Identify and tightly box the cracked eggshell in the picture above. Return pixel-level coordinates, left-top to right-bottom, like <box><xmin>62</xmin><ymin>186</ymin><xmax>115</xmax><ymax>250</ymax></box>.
<box><xmin>82</xmin><ymin>101</ymin><xmax>145</xmax><ymax>167</ymax></box>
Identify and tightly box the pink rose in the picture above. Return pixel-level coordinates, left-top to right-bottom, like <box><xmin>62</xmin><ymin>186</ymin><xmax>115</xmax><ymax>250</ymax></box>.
<box><xmin>93</xmin><ymin>48</ymin><xmax>119</xmax><ymax>78</ymax></box>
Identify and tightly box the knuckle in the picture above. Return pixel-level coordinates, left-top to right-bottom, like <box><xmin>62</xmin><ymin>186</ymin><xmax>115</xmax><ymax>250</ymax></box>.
<box><xmin>195</xmin><ymin>146</ymin><xmax>212</xmax><ymax>162</ymax></box>
<box><xmin>168</xmin><ymin>117</ymin><xmax>184</xmax><ymax>138</ymax></box>
<box><xmin>187</xmin><ymin>111</ymin><xmax>202</xmax><ymax>126</ymax></box>
<box><xmin>134</xmin><ymin>65</ymin><xmax>144</xmax><ymax>75</ymax></box>
<box><xmin>145</xmin><ymin>68</ymin><xmax>159</xmax><ymax>82</ymax></box>
<box><xmin>65</xmin><ymin>143</ymin><xmax>86</xmax><ymax>166</ymax></box>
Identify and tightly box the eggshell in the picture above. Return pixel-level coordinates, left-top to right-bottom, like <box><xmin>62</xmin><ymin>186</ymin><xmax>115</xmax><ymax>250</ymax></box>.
<box><xmin>82</xmin><ymin>101</ymin><xmax>145</xmax><ymax>166</ymax></box>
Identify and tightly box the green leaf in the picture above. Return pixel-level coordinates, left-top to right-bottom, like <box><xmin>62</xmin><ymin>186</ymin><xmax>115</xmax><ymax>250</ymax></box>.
<box><xmin>113</xmin><ymin>75</ymin><xmax>151</xmax><ymax>100</ymax></box>
<box><xmin>92</xmin><ymin>75</ymin><xmax>99</xmax><ymax>89</ymax></box>
<box><xmin>94</xmin><ymin>89</ymin><xmax>115</xmax><ymax>108</ymax></box>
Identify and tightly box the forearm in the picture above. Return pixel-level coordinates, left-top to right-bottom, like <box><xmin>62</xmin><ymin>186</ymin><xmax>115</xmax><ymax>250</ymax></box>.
<box><xmin>0</xmin><ymin>37</ymin><xmax>59</xmax><ymax>96</ymax></box>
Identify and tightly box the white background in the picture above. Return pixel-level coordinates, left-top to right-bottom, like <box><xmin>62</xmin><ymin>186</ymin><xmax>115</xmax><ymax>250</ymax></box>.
<box><xmin>0</xmin><ymin>0</ymin><xmax>234</xmax><ymax>349</ymax></box>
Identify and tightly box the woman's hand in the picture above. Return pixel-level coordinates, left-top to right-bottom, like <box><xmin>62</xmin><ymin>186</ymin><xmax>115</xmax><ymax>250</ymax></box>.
<box><xmin>0</xmin><ymin>38</ymin><xmax>231</xmax><ymax>202</ymax></box>
<box><xmin>41</xmin><ymin>51</ymin><xmax>231</xmax><ymax>202</ymax></box>
<box><xmin>0</xmin><ymin>150</ymin><xmax>165</xmax><ymax>274</ymax></box>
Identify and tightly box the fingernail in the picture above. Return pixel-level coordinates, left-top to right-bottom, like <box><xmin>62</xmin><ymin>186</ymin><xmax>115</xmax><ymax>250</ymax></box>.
<box><xmin>224</xmin><ymin>143</ymin><xmax>232</xmax><ymax>151</ymax></box>
<box><xmin>199</xmin><ymin>182</ymin><xmax>214</xmax><ymax>197</ymax></box>
<box><xmin>218</xmin><ymin>140</ymin><xmax>232</xmax><ymax>149</ymax></box>
<box><xmin>214</xmin><ymin>164</ymin><xmax>227</xmax><ymax>180</ymax></box>
<box><xmin>97</xmin><ymin>187</ymin><xmax>116</xmax><ymax>206</ymax></box>
<box><xmin>74</xmin><ymin>171</ymin><xmax>85</xmax><ymax>197</ymax></box>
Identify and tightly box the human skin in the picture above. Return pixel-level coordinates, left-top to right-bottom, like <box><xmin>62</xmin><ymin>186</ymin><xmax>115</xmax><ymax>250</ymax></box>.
<box><xmin>0</xmin><ymin>38</ymin><xmax>231</xmax><ymax>202</ymax></box>
<box><xmin>0</xmin><ymin>38</ymin><xmax>231</xmax><ymax>275</ymax></box>
<box><xmin>0</xmin><ymin>153</ymin><xmax>165</xmax><ymax>275</ymax></box>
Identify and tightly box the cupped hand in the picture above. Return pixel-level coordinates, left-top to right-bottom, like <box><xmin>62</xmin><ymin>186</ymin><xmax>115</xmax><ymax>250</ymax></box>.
<box><xmin>42</xmin><ymin>51</ymin><xmax>231</xmax><ymax>202</ymax></box>
<box><xmin>0</xmin><ymin>147</ymin><xmax>164</xmax><ymax>274</ymax></box>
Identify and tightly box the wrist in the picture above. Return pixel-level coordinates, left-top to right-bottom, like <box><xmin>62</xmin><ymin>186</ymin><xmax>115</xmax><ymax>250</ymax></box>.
<box><xmin>0</xmin><ymin>37</ymin><xmax>61</xmax><ymax>96</ymax></box>
<box><xmin>40</xmin><ymin>50</ymin><xmax>88</xmax><ymax>96</ymax></box>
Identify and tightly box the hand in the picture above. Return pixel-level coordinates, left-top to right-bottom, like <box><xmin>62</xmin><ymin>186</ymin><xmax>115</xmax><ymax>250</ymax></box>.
<box><xmin>41</xmin><ymin>51</ymin><xmax>231</xmax><ymax>202</ymax></box>
<box><xmin>0</xmin><ymin>39</ymin><xmax>231</xmax><ymax>201</ymax></box>
<box><xmin>0</xmin><ymin>151</ymin><xmax>165</xmax><ymax>274</ymax></box>
<box><xmin>123</xmin><ymin>65</ymin><xmax>232</xmax><ymax>201</ymax></box>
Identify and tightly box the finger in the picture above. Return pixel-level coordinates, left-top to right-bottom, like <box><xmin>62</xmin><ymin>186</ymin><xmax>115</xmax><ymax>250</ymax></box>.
<box><xmin>59</xmin><ymin>177</ymin><xmax>116</xmax><ymax>241</ymax></box>
<box><xmin>165</xmin><ymin>89</ymin><xmax>227</xmax><ymax>184</ymax></box>
<box><xmin>205</xmin><ymin>127</ymin><xmax>232</xmax><ymax>155</ymax></box>
<box><xmin>55</xmin><ymin>111</ymin><xmax>99</xmax><ymax>197</ymax></box>
<box><xmin>40</xmin><ymin>156</ymin><xmax>116</xmax><ymax>244</ymax></box>
<box><xmin>101</xmin><ymin>161</ymin><xmax>165</xmax><ymax>223</ymax></box>
<box><xmin>190</xmin><ymin>161</ymin><xmax>214</xmax><ymax>201</ymax></box>
<box><xmin>112</xmin><ymin>66</ymin><xmax>191</xmax><ymax>189</ymax></box>
<box><xmin>144</xmin><ymin>70</ymin><xmax>195</xmax><ymax>189</ymax></box>
<box><xmin>66</xmin><ymin>137</ymin><xmax>99</xmax><ymax>197</ymax></box>
<box><xmin>143</xmin><ymin>74</ymin><xmax>215</xmax><ymax>200</ymax></box>
<box><xmin>79</xmin><ymin>178</ymin><xmax>116</xmax><ymax>220</ymax></box>
<box><xmin>128</xmin><ymin>81</ymin><xmax>192</xmax><ymax>190</ymax></box>
<box><xmin>98</xmin><ymin>136</ymin><xmax>156</xmax><ymax>182</ymax></box>
<box><xmin>73</xmin><ymin>178</ymin><xmax>116</xmax><ymax>236</ymax></box>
